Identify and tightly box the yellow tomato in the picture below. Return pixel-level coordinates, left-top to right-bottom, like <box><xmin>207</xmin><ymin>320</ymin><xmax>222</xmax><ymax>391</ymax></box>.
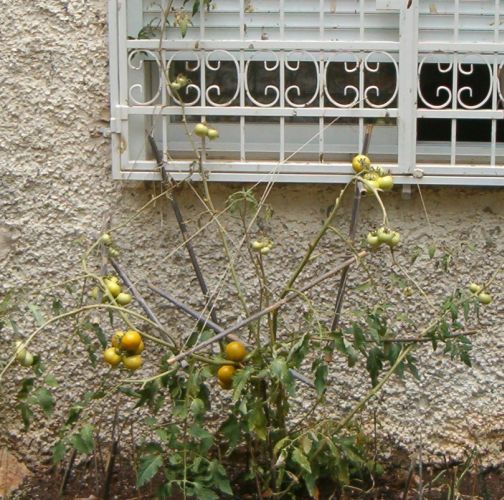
<box><xmin>104</xmin><ymin>279</ymin><xmax>121</xmax><ymax>298</ymax></box>
<box><xmin>103</xmin><ymin>347</ymin><xmax>121</xmax><ymax>367</ymax></box>
<box><xmin>217</xmin><ymin>365</ymin><xmax>236</xmax><ymax>385</ymax></box>
<box><xmin>121</xmin><ymin>331</ymin><xmax>142</xmax><ymax>352</ymax></box>
<box><xmin>111</xmin><ymin>331</ymin><xmax>125</xmax><ymax>348</ymax></box>
<box><xmin>225</xmin><ymin>341</ymin><xmax>247</xmax><ymax>362</ymax></box>
<box><xmin>351</xmin><ymin>154</ymin><xmax>371</xmax><ymax>173</ymax></box>
<box><xmin>122</xmin><ymin>355</ymin><xmax>143</xmax><ymax>371</ymax></box>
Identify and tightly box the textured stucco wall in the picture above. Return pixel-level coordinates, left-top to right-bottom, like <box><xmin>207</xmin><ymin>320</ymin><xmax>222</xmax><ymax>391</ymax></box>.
<box><xmin>1</xmin><ymin>0</ymin><xmax>504</xmax><ymax>474</ymax></box>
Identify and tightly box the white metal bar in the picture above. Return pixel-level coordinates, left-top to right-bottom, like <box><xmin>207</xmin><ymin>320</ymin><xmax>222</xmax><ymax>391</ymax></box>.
<box><xmin>125</xmin><ymin>106</ymin><xmax>400</xmax><ymax>118</ymax></box>
<box><xmin>398</xmin><ymin>0</ymin><xmax>418</xmax><ymax>173</ymax></box>
<box><xmin>108</xmin><ymin>0</ymin><xmax>122</xmax><ymax>179</ymax></box>
<box><xmin>127</xmin><ymin>40</ymin><xmax>400</xmax><ymax>51</ymax></box>
<box><xmin>118</xmin><ymin>170</ymin><xmax>504</xmax><ymax>187</ymax></box>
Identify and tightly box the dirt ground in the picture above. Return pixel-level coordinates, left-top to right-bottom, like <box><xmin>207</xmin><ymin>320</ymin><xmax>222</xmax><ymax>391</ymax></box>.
<box><xmin>9</xmin><ymin>454</ymin><xmax>504</xmax><ymax>500</ymax></box>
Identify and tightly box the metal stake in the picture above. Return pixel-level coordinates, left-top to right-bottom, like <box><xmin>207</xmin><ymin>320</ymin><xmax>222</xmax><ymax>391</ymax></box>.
<box><xmin>148</xmin><ymin>134</ymin><xmax>220</xmax><ymax>326</ymax></box>
<box><xmin>330</xmin><ymin>125</ymin><xmax>373</xmax><ymax>332</ymax></box>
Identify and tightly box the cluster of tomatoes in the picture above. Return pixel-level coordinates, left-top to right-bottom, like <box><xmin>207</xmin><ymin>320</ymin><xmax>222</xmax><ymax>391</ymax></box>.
<box><xmin>103</xmin><ymin>330</ymin><xmax>145</xmax><ymax>370</ymax></box>
<box><xmin>468</xmin><ymin>283</ymin><xmax>493</xmax><ymax>305</ymax></box>
<box><xmin>101</xmin><ymin>232</ymin><xmax>120</xmax><ymax>258</ymax></box>
<box><xmin>351</xmin><ymin>154</ymin><xmax>394</xmax><ymax>193</ymax></box>
<box><xmin>217</xmin><ymin>341</ymin><xmax>248</xmax><ymax>390</ymax></box>
<box><xmin>90</xmin><ymin>276</ymin><xmax>132</xmax><ymax>307</ymax></box>
<box><xmin>193</xmin><ymin>122</ymin><xmax>219</xmax><ymax>141</ymax></box>
<box><xmin>251</xmin><ymin>238</ymin><xmax>274</xmax><ymax>255</ymax></box>
<box><xmin>169</xmin><ymin>73</ymin><xmax>189</xmax><ymax>92</ymax></box>
<box><xmin>367</xmin><ymin>227</ymin><xmax>400</xmax><ymax>250</ymax></box>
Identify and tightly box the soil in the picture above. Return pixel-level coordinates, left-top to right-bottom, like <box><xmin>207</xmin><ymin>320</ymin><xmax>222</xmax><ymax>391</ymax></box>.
<box><xmin>10</xmin><ymin>455</ymin><xmax>504</xmax><ymax>500</ymax></box>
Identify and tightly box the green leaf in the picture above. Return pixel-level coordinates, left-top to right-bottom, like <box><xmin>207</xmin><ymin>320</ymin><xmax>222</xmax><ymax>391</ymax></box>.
<box><xmin>45</xmin><ymin>374</ymin><xmax>58</xmax><ymax>387</ymax></box>
<box><xmin>193</xmin><ymin>483</ymin><xmax>218</xmax><ymax>500</ymax></box>
<box><xmin>219</xmin><ymin>416</ymin><xmax>241</xmax><ymax>449</ymax></box>
<box><xmin>292</xmin><ymin>447</ymin><xmax>311</xmax><ymax>474</ymax></box>
<box><xmin>301</xmin><ymin>435</ymin><xmax>313</xmax><ymax>455</ymax></box>
<box><xmin>83</xmin><ymin>321</ymin><xmax>107</xmax><ymax>349</ymax></box>
<box><xmin>208</xmin><ymin>460</ymin><xmax>233</xmax><ymax>495</ymax></box>
<box><xmin>366</xmin><ymin>348</ymin><xmax>383</xmax><ymax>387</ymax></box>
<box><xmin>288</xmin><ymin>333</ymin><xmax>310</xmax><ymax>366</ymax></box>
<box><xmin>136</xmin><ymin>453</ymin><xmax>163</xmax><ymax>488</ymax></box>
<box><xmin>19</xmin><ymin>402</ymin><xmax>33</xmax><ymax>430</ymax></box>
<box><xmin>51</xmin><ymin>440</ymin><xmax>66</xmax><ymax>464</ymax></box>
<box><xmin>52</xmin><ymin>298</ymin><xmax>63</xmax><ymax>315</ymax></box>
<box><xmin>232</xmin><ymin>366</ymin><xmax>253</xmax><ymax>403</ymax></box>
<box><xmin>271</xmin><ymin>357</ymin><xmax>289</xmax><ymax>381</ymax></box>
<box><xmin>352</xmin><ymin>324</ymin><xmax>365</xmax><ymax>351</ymax></box>
<box><xmin>34</xmin><ymin>388</ymin><xmax>55</xmax><ymax>417</ymax></box>
<box><xmin>313</xmin><ymin>362</ymin><xmax>328</xmax><ymax>396</ymax></box>
<box><xmin>27</xmin><ymin>304</ymin><xmax>45</xmax><ymax>326</ymax></box>
<box><xmin>190</xmin><ymin>397</ymin><xmax>206</xmax><ymax>417</ymax></box>
<box><xmin>428</xmin><ymin>244</ymin><xmax>436</xmax><ymax>259</ymax></box>
<box><xmin>247</xmin><ymin>403</ymin><xmax>267</xmax><ymax>441</ymax></box>
<box><xmin>70</xmin><ymin>424</ymin><xmax>94</xmax><ymax>454</ymax></box>
<box><xmin>192</xmin><ymin>0</ymin><xmax>200</xmax><ymax>16</ymax></box>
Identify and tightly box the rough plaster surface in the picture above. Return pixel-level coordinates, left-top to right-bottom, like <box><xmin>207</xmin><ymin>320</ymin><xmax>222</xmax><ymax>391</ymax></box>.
<box><xmin>1</xmin><ymin>0</ymin><xmax>504</xmax><ymax>476</ymax></box>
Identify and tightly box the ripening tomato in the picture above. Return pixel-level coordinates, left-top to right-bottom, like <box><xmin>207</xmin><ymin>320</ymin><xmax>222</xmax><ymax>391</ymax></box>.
<box><xmin>217</xmin><ymin>365</ymin><xmax>236</xmax><ymax>385</ymax></box>
<box><xmin>103</xmin><ymin>347</ymin><xmax>121</xmax><ymax>367</ymax></box>
<box><xmin>122</xmin><ymin>354</ymin><xmax>143</xmax><ymax>371</ymax></box>
<box><xmin>225</xmin><ymin>341</ymin><xmax>247</xmax><ymax>362</ymax></box>
<box><xmin>121</xmin><ymin>331</ymin><xmax>142</xmax><ymax>352</ymax></box>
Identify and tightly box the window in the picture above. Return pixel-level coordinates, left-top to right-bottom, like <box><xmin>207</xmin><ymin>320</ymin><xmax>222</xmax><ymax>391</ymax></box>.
<box><xmin>108</xmin><ymin>0</ymin><xmax>504</xmax><ymax>185</ymax></box>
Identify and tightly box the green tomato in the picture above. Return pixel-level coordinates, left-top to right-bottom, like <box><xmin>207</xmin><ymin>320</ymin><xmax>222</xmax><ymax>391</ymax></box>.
<box><xmin>468</xmin><ymin>283</ymin><xmax>482</xmax><ymax>294</ymax></box>
<box><xmin>115</xmin><ymin>292</ymin><xmax>132</xmax><ymax>306</ymax></box>
<box><xmin>194</xmin><ymin>123</ymin><xmax>209</xmax><ymax>137</ymax></box>
<box><xmin>251</xmin><ymin>240</ymin><xmax>264</xmax><ymax>251</ymax></box>
<box><xmin>478</xmin><ymin>292</ymin><xmax>492</xmax><ymax>305</ymax></box>
<box><xmin>207</xmin><ymin>128</ymin><xmax>219</xmax><ymax>140</ymax></box>
<box><xmin>101</xmin><ymin>233</ymin><xmax>112</xmax><ymax>246</ymax></box>
<box><xmin>365</xmin><ymin>179</ymin><xmax>380</xmax><ymax>194</ymax></box>
<box><xmin>376</xmin><ymin>227</ymin><xmax>394</xmax><ymax>244</ymax></box>
<box><xmin>366</xmin><ymin>231</ymin><xmax>380</xmax><ymax>248</ymax></box>
<box><xmin>15</xmin><ymin>341</ymin><xmax>27</xmax><ymax>363</ymax></box>
<box><xmin>19</xmin><ymin>351</ymin><xmax>34</xmax><ymax>367</ymax></box>
<box><xmin>378</xmin><ymin>175</ymin><xmax>394</xmax><ymax>191</ymax></box>
<box><xmin>389</xmin><ymin>231</ymin><xmax>401</xmax><ymax>247</ymax></box>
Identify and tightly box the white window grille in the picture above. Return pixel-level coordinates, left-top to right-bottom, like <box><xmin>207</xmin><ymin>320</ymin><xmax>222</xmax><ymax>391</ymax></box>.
<box><xmin>108</xmin><ymin>0</ymin><xmax>504</xmax><ymax>185</ymax></box>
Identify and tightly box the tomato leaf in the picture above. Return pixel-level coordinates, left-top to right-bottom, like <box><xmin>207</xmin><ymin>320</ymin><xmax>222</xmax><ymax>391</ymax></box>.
<box><xmin>366</xmin><ymin>348</ymin><xmax>383</xmax><ymax>387</ymax></box>
<box><xmin>27</xmin><ymin>304</ymin><xmax>45</xmax><ymax>326</ymax></box>
<box><xmin>232</xmin><ymin>366</ymin><xmax>253</xmax><ymax>403</ymax></box>
<box><xmin>193</xmin><ymin>483</ymin><xmax>218</xmax><ymax>500</ymax></box>
<box><xmin>136</xmin><ymin>453</ymin><xmax>163</xmax><ymax>488</ymax></box>
<box><xmin>313</xmin><ymin>361</ymin><xmax>328</xmax><ymax>396</ymax></box>
<box><xmin>34</xmin><ymin>387</ymin><xmax>55</xmax><ymax>417</ymax></box>
<box><xmin>70</xmin><ymin>424</ymin><xmax>94</xmax><ymax>454</ymax></box>
<box><xmin>292</xmin><ymin>447</ymin><xmax>312</xmax><ymax>474</ymax></box>
<box><xmin>45</xmin><ymin>374</ymin><xmax>58</xmax><ymax>387</ymax></box>
<box><xmin>352</xmin><ymin>324</ymin><xmax>365</xmax><ymax>351</ymax></box>
<box><xmin>51</xmin><ymin>440</ymin><xmax>66</xmax><ymax>464</ymax></box>
<box><xmin>219</xmin><ymin>415</ymin><xmax>241</xmax><ymax>449</ymax></box>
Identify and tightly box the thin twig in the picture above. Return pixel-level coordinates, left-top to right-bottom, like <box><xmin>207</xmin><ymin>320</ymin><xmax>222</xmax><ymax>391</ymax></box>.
<box><xmin>59</xmin><ymin>449</ymin><xmax>77</xmax><ymax>497</ymax></box>
<box><xmin>167</xmin><ymin>252</ymin><xmax>367</xmax><ymax>365</ymax></box>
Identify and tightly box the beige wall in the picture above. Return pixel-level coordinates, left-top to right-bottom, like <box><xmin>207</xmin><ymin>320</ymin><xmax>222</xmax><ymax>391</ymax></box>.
<box><xmin>1</xmin><ymin>1</ymin><xmax>503</xmax><ymax>469</ymax></box>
